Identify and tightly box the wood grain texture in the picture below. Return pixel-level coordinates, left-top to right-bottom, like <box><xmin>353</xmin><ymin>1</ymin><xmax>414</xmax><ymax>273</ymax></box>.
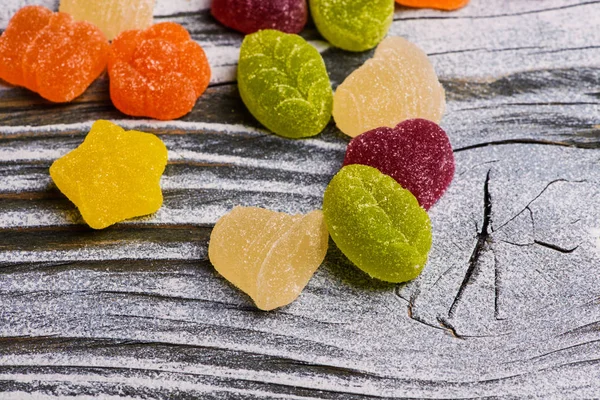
<box><xmin>1</xmin><ymin>0</ymin><xmax>600</xmax><ymax>398</ymax></box>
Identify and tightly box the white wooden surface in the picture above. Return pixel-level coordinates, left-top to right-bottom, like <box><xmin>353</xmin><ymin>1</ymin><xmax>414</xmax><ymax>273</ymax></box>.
<box><xmin>1</xmin><ymin>0</ymin><xmax>600</xmax><ymax>398</ymax></box>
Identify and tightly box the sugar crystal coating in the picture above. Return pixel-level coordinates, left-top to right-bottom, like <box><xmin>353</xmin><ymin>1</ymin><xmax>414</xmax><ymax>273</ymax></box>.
<box><xmin>395</xmin><ymin>0</ymin><xmax>469</xmax><ymax>10</ymax></box>
<box><xmin>212</xmin><ymin>0</ymin><xmax>307</xmax><ymax>34</ymax></box>
<box><xmin>333</xmin><ymin>36</ymin><xmax>445</xmax><ymax>137</ymax></box>
<box><xmin>309</xmin><ymin>0</ymin><xmax>394</xmax><ymax>52</ymax></box>
<box><xmin>323</xmin><ymin>164</ymin><xmax>432</xmax><ymax>283</ymax></box>
<box><xmin>0</xmin><ymin>6</ymin><xmax>109</xmax><ymax>103</ymax></box>
<box><xmin>238</xmin><ymin>30</ymin><xmax>333</xmax><ymax>138</ymax></box>
<box><xmin>59</xmin><ymin>0</ymin><xmax>156</xmax><ymax>40</ymax></box>
<box><xmin>49</xmin><ymin>120</ymin><xmax>168</xmax><ymax>230</ymax></box>
<box><xmin>344</xmin><ymin>119</ymin><xmax>455</xmax><ymax>210</ymax></box>
<box><xmin>209</xmin><ymin>207</ymin><xmax>329</xmax><ymax>311</ymax></box>
<box><xmin>108</xmin><ymin>22</ymin><xmax>211</xmax><ymax>120</ymax></box>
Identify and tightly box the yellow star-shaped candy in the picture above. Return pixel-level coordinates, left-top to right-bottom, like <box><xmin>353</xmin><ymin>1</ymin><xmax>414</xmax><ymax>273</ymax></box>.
<box><xmin>50</xmin><ymin>120</ymin><xmax>168</xmax><ymax>229</ymax></box>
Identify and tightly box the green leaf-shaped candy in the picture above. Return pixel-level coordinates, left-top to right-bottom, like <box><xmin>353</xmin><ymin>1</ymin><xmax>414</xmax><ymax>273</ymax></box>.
<box><xmin>310</xmin><ymin>0</ymin><xmax>394</xmax><ymax>52</ymax></box>
<box><xmin>323</xmin><ymin>164</ymin><xmax>432</xmax><ymax>283</ymax></box>
<box><xmin>238</xmin><ymin>29</ymin><xmax>333</xmax><ymax>139</ymax></box>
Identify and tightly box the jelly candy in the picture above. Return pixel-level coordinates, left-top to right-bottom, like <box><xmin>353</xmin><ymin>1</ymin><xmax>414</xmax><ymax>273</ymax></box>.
<box><xmin>333</xmin><ymin>36</ymin><xmax>445</xmax><ymax>137</ymax></box>
<box><xmin>108</xmin><ymin>22</ymin><xmax>211</xmax><ymax>120</ymax></box>
<box><xmin>0</xmin><ymin>6</ymin><xmax>109</xmax><ymax>103</ymax></box>
<box><xmin>209</xmin><ymin>207</ymin><xmax>329</xmax><ymax>310</ymax></box>
<box><xmin>395</xmin><ymin>0</ymin><xmax>469</xmax><ymax>11</ymax></box>
<box><xmin>323</xmin><ymin>164</ymin><xmax>431</xmax><ymax>283</ymax></box>
<box><xmin>59</xmin><ymin>0</ymin><xmax>156</xmax><ymax>41</ymax></box>
<box><xmin>212</xmin><ymin>0</ymin><xmax>307</xmax><ymax>34</ymax></box>
<box><xmin>238</xmin><ymin>29</ymin><xmax>332</xmax><ymax>138</ymax></box>
<box><xmin>309</xmin><ymin>0</ymin><xmax>394</xmax><ymax>52</ymax></box>
<box><xmin>344</xmin><ymin>119</ymin><xmax>455</xmax><ymax>210</ymax></box>
<box><xmin>49</xmin><ymin>120</ymin><xmax>168</xmax><ymax>230</ymax></box>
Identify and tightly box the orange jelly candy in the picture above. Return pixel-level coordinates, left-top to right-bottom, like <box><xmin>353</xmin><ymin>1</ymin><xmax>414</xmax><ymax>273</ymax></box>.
<box><xmin>108</xmin><ymin>23</ymin><xmax>211</xmax><ymax>120</ymax></box>
<box><xmin>395</xmin><ymin>0</ymin><xmax>469</xmax><ymax>10</ymax></box>
<box><xmin>0</xmin><ymin>6</ymin><xmax>109</xmax><ymax>102</ymax></box>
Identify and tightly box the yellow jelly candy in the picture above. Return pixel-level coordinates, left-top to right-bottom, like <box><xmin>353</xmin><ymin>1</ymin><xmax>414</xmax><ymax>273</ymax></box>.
<box><xmin>208</xmin><ymin>206</ymin><xmax>329</xmax><ymax>311</ymax></box>
<box><xmin>333</xmin><ymin>36</ymin><xmax>446</xmax><ymax>138</ymax></box>
<box><xmin>59</xmin><ymin>0</ymin><xmax>155</xmax><ymax>41</ymax></box>
<box><xmin>49</xmin><ymin>120</ymin><xmax>168</xmax><ymax>229</ymax></box>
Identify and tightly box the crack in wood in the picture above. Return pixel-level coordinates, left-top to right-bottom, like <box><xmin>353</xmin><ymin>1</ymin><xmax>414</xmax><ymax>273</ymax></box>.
<box><xmin>559</xmin><ymin>321</ymin><xmax>600</xmax><ymax>337</ymax></box>
<box><xmin>533</xmin><ymin>240</ymin><xmax>579</xmax><ymax>254</ymax></box>
<box><xmin>154</xmin><ymin>11</ymin><xmax>206</xmax><ymax>19</ymax></box>
<box><xmin>493</xmin><ymin>249</ymin><xmax>504</xmax><ymax>321</ymax></box>
<box><xmin>395</xmin><ymin>287</ymin><xmax>446</xmax><ymax>332</ymax></box>
<box><xmin>457</xmin><ymin>101</ymin><xmax>600</xmax><ymax>112</ymax></box>
<box><xmin>208</xmin><ymin>81</ymin><xmax>238</xmax><ymax>88</ymax></box>
<box><xmin>448</xmin><ymin>169</ymin><xmax>492</xmax><ymax>319</ymax></box>
<box><xmin>429</xmin><ymin>45</ymin><xmax>543</xmax><ymax>57</ymax></box>
<box><xmin>493</xmin><ymin>179</ymin><xmax>583</xmax><ymax>232</ymax></box>
<box><xmin>436</xmin><ymin>317</ymin><xmax>463</xmax><ymax>340</ymax></box>
<box><xmin>499</xmin><ymin>240</ymin><xmax>533</xmax><ymax>247</ymax></box>
<box><xmin>531</xmin><ymin>45</ymin><xmax>600</xmax><ymax>55</ymax></box>
<box><xmin>498</xmin><ymin>206</ymin><xmax>580</xmax><ymax>254</ymax></box>
<box><xmin>454</xmin><ymin>139</ymin><xmax>575</xmax><ymax>153</ymax></box>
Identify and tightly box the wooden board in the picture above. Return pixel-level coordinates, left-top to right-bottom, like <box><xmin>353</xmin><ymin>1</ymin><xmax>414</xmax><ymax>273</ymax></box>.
<box><xmin>1</xmin><ymin>0</ymin><xmax>600</xmax><ymax>397</ymax></box>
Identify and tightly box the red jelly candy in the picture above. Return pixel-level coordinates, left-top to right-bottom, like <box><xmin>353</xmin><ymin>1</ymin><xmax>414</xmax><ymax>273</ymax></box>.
<box><xmin>0</xmin><ymin>5</ymin><xmax>109</xmax><ymax>102</ymax></box>
<box><xmin>108</xmin><ymin>22</ymin><xmax>211</xmax><ymax>121</ymax></box>
<box><xmin>211</xmin><ymin>0</ymin><xmax>308</xmax><ymax>34</ymax></box>
<box><xmin>343</xmin><ymin>119</ymin><xmax>455</xmax><ymax>210</ymax></box>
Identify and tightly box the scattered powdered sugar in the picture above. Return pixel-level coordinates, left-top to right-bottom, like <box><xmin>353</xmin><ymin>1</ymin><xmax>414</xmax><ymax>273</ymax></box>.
<box><xmin>0</xmin><ymin>354</ymin><xmax>385</xmax><ymax>397</ymax></box>
<box><xmin>154</xmin><ymin>0</ymin><xmax>211</xmax><ymax>16</ymax></box>
<box><xmin>1</xmin><ymin>394</ymin><xmax>139</xmax><ymax>400</ymax></box>
<box><xmin>0</xmin><ymin>174</ymin><xmax>52</xmax><ymax>193</ymax></box>
<box><xmin>0</xmin><ymin>0</ymin><xmax>210</xmax><ymax>29</ymax></box>
<box><xmin>1</xmin><ymin>1</ymin><xmax>600</xmax><ymax>398</ymax></box>
<box><xmin>591</xmin><ymin>228</ymin><xmax>600</xmax><ymax>254</ymax></box>
<box><xmin>0</xmin><ymin>0</ymin><xmax>57</xmax><ymax>29</ymax></box>
<box><xmin>0</xmin><ymin>120</ymin><xmax>269</xmax><ymax>137</ymax></box>
<box><xmin>1</xmin><ymin>138</ymin><xmax>341</xmax><ymax>175</ymax></box>
<box><xmin>0</xmin><ymin>242</ymin><xmax>205</xmax><ymax>263</ymax></box>
<box><xmin>0</xmin><ymin>172</ymin><xmax>326</xmax><ymax>195</ymax></box>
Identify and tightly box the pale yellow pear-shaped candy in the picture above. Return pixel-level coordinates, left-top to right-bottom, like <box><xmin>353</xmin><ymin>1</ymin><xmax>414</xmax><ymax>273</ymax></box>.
<box><xmin>59</xmin><ymin>0</ymin><xmax>155</xmax><ymax>41</ymax></box>
<box><xmin>208</xmin><ymin>207</ymin><xmax>329</xmax><ymax>311</ymax></box>
<box><xmin>333</xmin><ymin>36</ymin><xmax>446</xmax><ymax>138</ymax></box>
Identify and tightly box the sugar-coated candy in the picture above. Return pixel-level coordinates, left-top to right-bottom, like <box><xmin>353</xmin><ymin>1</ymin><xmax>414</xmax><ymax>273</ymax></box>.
<box><xmin>238</xmin><ymin>30</ymin><xmax>333</xmax><ymax>138</ymax></box>
<box><xmin>395</xmin><ymin>0</ymin><xmax>469</xmax><ymax>10</ymax></box>
<box><xmin>323</xmin><ymin>164</ymin><xmax>431</xmax><ymax>283</ymax></box>
<box><xmin>344</xmin><ymin>119</ymin><xmax>455</xmax><ymax>210</ymax></box>
<box><xmin>333</xmin><ymin>36</ymin><xmax>445</xmax><ymax>138</ymax></box>
<box><xmin>309</xmin><ymin>0</ymin><xmax>394</xmax><ymax>52</ymax></box>
<box><xmin>0</xmin><ymin>6</ymin><xmax>108</xmax><ymax>102</ymax></box>
<box><xmin>108</xmin><ymin>22</ymin><xmax>211</xmax><ymax>120</ymax></box>
<box><xmin>209</xmin><ymin>207</ymin><xmax>329</xmax><ymax>311</ymax></box>
<box><xmin>50</xmin><ymin>120</ymin><xmax>168</xmax><ymax>230</ymax></box>
<box><xmin>212</xmin><ymin>0</ymin><xmax>307</xmax><ymax>34</ymax></box>
<box><xmin>60</xmin><ymin>0</ymin><xmax>156</xmax><ymax>41</ymax></box>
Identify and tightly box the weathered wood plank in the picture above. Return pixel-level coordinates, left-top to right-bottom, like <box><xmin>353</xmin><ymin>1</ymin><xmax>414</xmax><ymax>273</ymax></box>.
<box><xmin>1</xmin><ymin>0</ymin><xmax>600</xmax><ymax>398</ymax></box>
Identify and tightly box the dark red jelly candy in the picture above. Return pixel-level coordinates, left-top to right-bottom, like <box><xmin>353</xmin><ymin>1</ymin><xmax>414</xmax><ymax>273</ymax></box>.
<box><xmin>343</xmin><ymin>118</ymin><xmax>455</xmax><ymax>210</ymax></box>
<box><xmin>211</xmin><ymin>0</ymin><xmax>308</xmax><ymax>34</ymax></box>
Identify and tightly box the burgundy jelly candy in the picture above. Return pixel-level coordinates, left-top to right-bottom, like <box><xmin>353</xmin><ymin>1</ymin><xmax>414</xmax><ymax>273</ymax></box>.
<box><xmin>211</xmin><ymin>0</ymin><xmax>308</xmax><ymax>34</ymax></box>
<box><xmin>343</xmin><ymin>118</ymin><xmax>455</xmax><ymax>210</ymax></box>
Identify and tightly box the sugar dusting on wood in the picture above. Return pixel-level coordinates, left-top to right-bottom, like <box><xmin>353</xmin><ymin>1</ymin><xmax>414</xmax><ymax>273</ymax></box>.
<box><xmin>1</xmin><ymin>0</ymin><xmax>600</xmax><ymax>398</ymax></box>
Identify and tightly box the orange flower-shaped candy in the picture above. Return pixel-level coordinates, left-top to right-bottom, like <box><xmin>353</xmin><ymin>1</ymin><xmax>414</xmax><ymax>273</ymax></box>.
<box><xmin>108</xmin><ymin>23</ymin><xmax>211</xmax><ymax>120</ymax></box>
<box><xmin>0</xmin><ymin>6</ymin><xmax>109</xmax><ymax>102</ymax></box>
<box><xmin>395</xmin><ymin>0</ymin><xmax>469</xmax><ymax>10</ymax></box>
